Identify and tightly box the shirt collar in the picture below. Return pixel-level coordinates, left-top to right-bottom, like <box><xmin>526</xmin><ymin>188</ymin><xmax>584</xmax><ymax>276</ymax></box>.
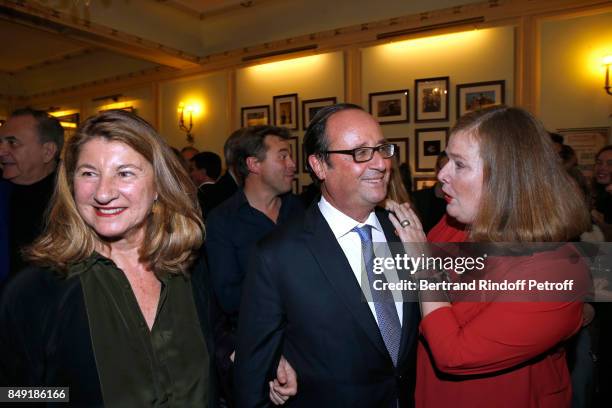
<box><xmin>318</xmin><ymin>195</ymin><xmax>381</xmax><ymax>239</ymax></box>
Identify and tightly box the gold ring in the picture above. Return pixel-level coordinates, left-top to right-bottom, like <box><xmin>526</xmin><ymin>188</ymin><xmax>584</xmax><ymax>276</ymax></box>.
<box><xmin>400</xmin><ymin>219</ymin><xmax>410</xmax><ymax>228</ymax></box>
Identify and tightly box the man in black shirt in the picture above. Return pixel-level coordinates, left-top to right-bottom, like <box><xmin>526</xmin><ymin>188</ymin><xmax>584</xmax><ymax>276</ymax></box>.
<box><xmin>0</xmin><ymin>108</ymin><xmax>63</xmax><ymax>278</ymax></box>
<box><xmin>206</xmin><ymin>125</ymin><xmax>303</xmax><ymax>405</ymax></box>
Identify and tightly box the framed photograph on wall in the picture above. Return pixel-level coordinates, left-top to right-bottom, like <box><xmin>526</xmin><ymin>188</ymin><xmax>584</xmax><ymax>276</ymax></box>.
<box><xmin>273</xmin><ymin>93</ymin><xmax>298</xmax><ymax>129</ymax></box>
<box><xmin>413</xmin><ymin>176</ymin><xmax>438</xmax><ymax>191</ymax></box>
<box><xmin>241</xmin><ymin>105</ymin><xmax>270</xmax><ymax>127</ymax></box>
<box><xmin>302</xmin><ymin>97</ymin><xmax>337</xmax><ymax>130</ymax></box>
<box><xmin>456</xmin><ymin>80</ymin><xmax>505</xmax><ymax>119</ymax></box>
<box><xmin>415</xmin><ymin>127</ymin><xmax>449</xmax><ymax>172</ymax></box>
<box><xmin>369</xmin><ymin>90</ymin><xmax>409</xmax><ymax>124</ymax></box>
<box><xmin>415</xmin><ymin>76</ymin><xmax>449</xmax><ymax>122</ymax></box>
<box><xmin>387</xmin><ymin>137</ymin><xmax>409</xmax><ymax>165</ymax></box>
<box><xmin>288</xmin><ymin>136</ymin><xmax>300</xmax><ymax>174</ymax></box>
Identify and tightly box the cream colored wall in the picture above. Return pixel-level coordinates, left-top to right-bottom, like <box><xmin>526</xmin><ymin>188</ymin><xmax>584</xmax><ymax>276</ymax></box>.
<box><xmin>361</xmin><ymin>26</ymin><xmax>515</xmax><ymax>176</ymax></box>
<box><xmin>235</xmin><ymin>51</ymin><xmax>345</xmax><ymax>189</ymax></box>
<box><xmin>540</xmin><ymin>12</ymin><xmax>612</xmax><ymax>139</ymax></box>
<box><xmin>159</xmin><ymin>71</ymin><xmax>229</xmax><ymax>156</ymax></box>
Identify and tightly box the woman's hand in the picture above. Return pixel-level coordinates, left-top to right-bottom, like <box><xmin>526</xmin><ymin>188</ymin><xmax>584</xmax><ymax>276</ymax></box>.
<box><xmin>385</xmin><ymin>200</ymin><xmax>427</xmax><ymax>243</ymax></box>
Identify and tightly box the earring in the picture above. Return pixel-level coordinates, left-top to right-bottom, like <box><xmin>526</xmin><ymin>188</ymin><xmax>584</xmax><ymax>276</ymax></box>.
<box><xmin>151</xmin><ymin>199</ymin><xmax>159</xmax><ymax>215</ymax></box>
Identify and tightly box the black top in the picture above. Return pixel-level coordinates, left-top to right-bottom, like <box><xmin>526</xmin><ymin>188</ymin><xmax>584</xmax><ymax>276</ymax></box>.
<box><xmin>412</xmin><ymin>185</ymin><xmax>447</xmax><ymax>234</ymax></box>
<box><xmin>0</xmin><ymin>180</ymin><xmax>11</xmax><ymax>282</ymax></box>
<box><xmin>206</xmin><ymin>189</ymin><xmax>305</xmax><ymax>320</ymax></box>
<box><xmin>595</xmin><ymin>189</ymin><xmax>612</xmax><ymax>224</ymax></box>
<box><xmin>0</xmin><ymin>255</ymin><xmax>217</xmax><ymax>407</ymax></box>
<box><xmin>199</xmin><ymin>172</ymin><xmax>238</xmax><ymax>219</ymax></box>
<box><xmin>7</xmin><ymin>171</ymin><xmax>57</xmax><ymax>277</ymax></box>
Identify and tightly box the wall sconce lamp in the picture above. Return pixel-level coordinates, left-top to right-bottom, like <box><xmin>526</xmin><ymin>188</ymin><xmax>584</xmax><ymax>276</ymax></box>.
<box><xmin>178</xmin><ymin>102</ymin><xmax>195</xmax><ymax>144</ymax></box>
<box><xmin>605</xmin><ymin>55</ymin><xmax>612</xmax><ymax>96</ymax></box>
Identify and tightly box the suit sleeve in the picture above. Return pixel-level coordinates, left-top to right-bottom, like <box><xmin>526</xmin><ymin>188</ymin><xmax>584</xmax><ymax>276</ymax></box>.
<box><xmin>234</xmin><ymin>244</ymin><xmax>285</xmax><ymax>408</ymax></box>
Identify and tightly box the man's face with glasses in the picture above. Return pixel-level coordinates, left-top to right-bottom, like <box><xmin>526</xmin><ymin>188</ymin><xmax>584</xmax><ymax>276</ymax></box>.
<box><xmin>310</xmin><ymin>109</ymin><xmax>392</xmax><ymax>221</ymax></box>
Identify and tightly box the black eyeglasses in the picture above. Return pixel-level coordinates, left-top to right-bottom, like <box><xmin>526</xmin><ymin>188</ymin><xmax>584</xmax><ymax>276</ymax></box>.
<box><xmin>323</xmin><ymin>143</ymin><xmax>396</xmax><ymax>163</ymax></box>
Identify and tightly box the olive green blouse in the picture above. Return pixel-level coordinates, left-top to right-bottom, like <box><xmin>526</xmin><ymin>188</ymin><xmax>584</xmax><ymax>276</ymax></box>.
<box><xmin>74</xmin><ymin>253</ymin><xmax>209</xmax><ymax>407</ymax></box>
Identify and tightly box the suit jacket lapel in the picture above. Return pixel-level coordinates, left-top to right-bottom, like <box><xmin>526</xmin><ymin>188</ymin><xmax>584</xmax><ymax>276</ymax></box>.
<box><xmin>304</xmin><ymin>205</ymin><xmax>390</xmax><ymax>361</ymax></box>
<box><xmin>376</xmin><ymin>208</ymin><xmax>420</xmax><ymax>367</ymax></box>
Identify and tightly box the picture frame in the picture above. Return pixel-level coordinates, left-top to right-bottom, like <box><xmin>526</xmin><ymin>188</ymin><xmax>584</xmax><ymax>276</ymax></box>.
<box><xmin>288</xmin><ymin>136</ymin><xmax>300</xmax><ymax>174</ymax></box>
<box><xmin>557</xmin><ymin>127</ymin><xmax>610</xmax><ymax>175</ymax></box>
<box><xmin>302</xmin><ymin>97</ymin><xmax>337</xmax><ymax>130</ymax></box>
<box><xmin>413</xmin><ymin>176</ymin><xmax>438</xmax><ymax>191</ymax></box>
<box><xmin>368</xmin><ymin>90</ymin><xmax>409</xmax><ymax>124</ymax></box>
<box><xmin>415</xmin><ymin>127</ymin><xmax>449</xmax><ymax>172</ymax></box>
<box><xmin>456</xmin><ymin>80</ymin><xmax>505</xmax><ymax>119</ymax></box>
<box><xmin>241</xmin><ymin>105</ymin><xmax>270</xmax><ymax>127</ymax></box>
<box><xmin>387</xmin><ymin>137</ymin><xmax>410</xmax><ymax>165</ymax></box>
<box><xmin>415</xmin><ymin>76</ymin><xmax>449</xmax><ymax>123</ymax></box>
<box><xmin>273</xmin><ymin>93</ymin><xmax>299</xmax><ymax>129</ymax></box>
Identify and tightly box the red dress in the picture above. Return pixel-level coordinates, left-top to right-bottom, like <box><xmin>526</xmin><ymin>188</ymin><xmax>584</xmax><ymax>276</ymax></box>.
<box><xmin>416</xmin><ymin>215</ymin><xmax>585</xmax><ymax>408</ymax></box>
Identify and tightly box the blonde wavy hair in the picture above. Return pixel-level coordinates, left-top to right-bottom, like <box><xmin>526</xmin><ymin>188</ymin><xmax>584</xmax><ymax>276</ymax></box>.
<box><xmin>27</xmin><ymin>110</ymin><xmax>204</xmax><ymax>276</ymax></box>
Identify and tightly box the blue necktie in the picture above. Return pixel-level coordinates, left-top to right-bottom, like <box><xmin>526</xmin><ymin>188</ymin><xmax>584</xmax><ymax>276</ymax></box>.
<box><xmin>353</xmin><ymin>225</ymin><xmax>402</xmax><ymax>366</ymax></box>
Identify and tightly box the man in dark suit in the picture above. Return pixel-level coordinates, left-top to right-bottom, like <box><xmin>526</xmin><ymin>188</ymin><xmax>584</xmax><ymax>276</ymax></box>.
<box><xmin>201</xmin><ymin>129</ymin><xmax>243</xmax><ymax>216</ymax></box>
<box><xmin>235</xmin><ymin>104</ymin><xmax>420</xmax><ymax>407</ymax></box>
<box><xmin>190</xmin><ymin>151</ymin><xmax>222</xmax><ymax>220</ymax></box>
<box><xmin>0</xmin><ymin>108</ymin><xmax>63</xmax><ymax>279</ymax></box>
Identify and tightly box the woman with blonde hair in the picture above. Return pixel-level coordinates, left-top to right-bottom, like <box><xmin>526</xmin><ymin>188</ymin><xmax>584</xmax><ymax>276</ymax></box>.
<box><xmin>389</xmin><ymin>106</ymin><xmax>591</xmax><ymax>407</ymax></box>
<box><xmin>0</xmin><ymin>110</ymin><xmax>215</xmax><ymax>406</ymax></box>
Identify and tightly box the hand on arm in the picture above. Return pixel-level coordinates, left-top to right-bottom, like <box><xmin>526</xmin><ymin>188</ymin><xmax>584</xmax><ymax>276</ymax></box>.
<box><xmin>386</xmin><ymin>200</ymin><xmax>450</xmax><ymax>317</ymax></box>
<box><xmin>269</xmin><ymin>355</ymin><xmax>298</xmax><ymax>405</ymax></box>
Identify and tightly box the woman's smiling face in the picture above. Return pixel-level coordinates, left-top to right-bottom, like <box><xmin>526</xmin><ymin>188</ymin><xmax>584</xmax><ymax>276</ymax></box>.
<box><xmin>73</xmin><ymin>138</ymin><xmax>157</xmax><ymax>243</ymax></box>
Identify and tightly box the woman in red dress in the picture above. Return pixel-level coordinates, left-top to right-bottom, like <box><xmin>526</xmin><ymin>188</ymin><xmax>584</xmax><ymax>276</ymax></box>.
<box><xmin>388</xmin><ymin>106</ymin><xmax>591</xmax><ymax>408</ymax></box>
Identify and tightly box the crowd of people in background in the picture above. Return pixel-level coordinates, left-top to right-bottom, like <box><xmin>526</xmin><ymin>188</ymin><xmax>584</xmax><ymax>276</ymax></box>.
<box><xmin>0</xmin><ymin>104</ymin><xmax>610</xmax><ymax>407</ymax></box>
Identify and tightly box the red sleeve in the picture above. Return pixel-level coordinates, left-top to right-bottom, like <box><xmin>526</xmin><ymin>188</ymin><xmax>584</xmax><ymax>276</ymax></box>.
<box><xmin>420</xmin><ymin>300</ymin><xmax>582</xmax><ymax>375</ymax></box>
<box><xmin>419</xmin><ymin>247</ymin><xmax>586</xmax><ymax>375</ymax></box>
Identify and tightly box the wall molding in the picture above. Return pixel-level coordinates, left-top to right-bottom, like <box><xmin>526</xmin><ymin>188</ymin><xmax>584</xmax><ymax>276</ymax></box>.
<box><xmin>20</xmin><ymin>0</ymin><xmax>612</xmax><ymax>106</ymax></box>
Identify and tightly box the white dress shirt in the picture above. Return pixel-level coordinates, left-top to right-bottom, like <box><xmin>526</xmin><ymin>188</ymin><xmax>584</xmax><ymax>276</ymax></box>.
<box><xmin>318</xmin><ymin>196</ymin><xmax>403</xmax><ymax>325</ymax></box>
